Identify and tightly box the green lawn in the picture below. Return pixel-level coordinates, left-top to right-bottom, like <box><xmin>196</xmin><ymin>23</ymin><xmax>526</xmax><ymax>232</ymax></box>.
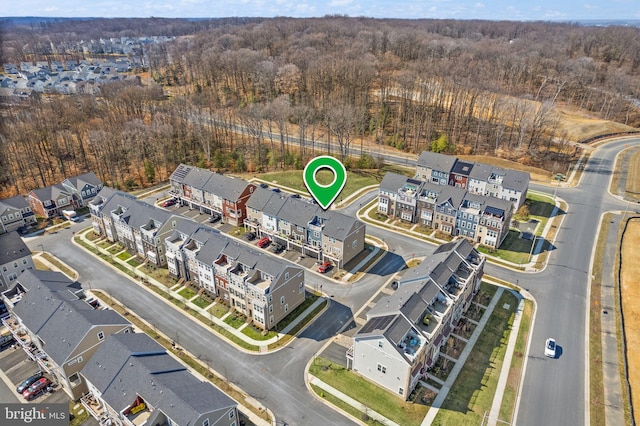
<box><xmin>258</xmin><ymin>165</ymin><xmax>414</xmax><ymax>200</ymax></box>
<box><xmin>432</xmin><ymin>291</ymin><xmax>519</xmax><ymax>426</ymax></box>
<box><xmin>310</xmin><ymin>384</ymin><xmax>385</xmax><ymax>425</ymax></box>
<box><xmin>128</xmin><ymin>257</ymin><xmax>142</xmax><ymax>267</ymax></box>
<box><xmin>116</xmin><ymin>251</ymin><xmax>132</xmax><ymax>261</ymax></box>
<box><xmin>208</xmin><ymin>303</ymin><xmax>229</xmax><ymax>318</ymax></box>
<box><xmin>178</xmin><ymin>287</ymin><xmax>197</xmax><ymax>300</ymax></box>
<box><xmin>108</xmin><ymin>244</ymin><xmax>124</xmax><ymax>254</ymax></box>
<box><xmin>478</xmin><ymin>230</ymin><xmax>534</xmax><ymax>265</ymax></box>
<box><xmin>224</xmin><ymin>313</ymin><xmax>246</xmax><ymax>328</ymax></box>
<box><xmin>193</xmin><ymin>296</ymin><xmax>214</xmax><ymax>309</ymax></box>
<box><xmin>241</xmin><ymin>324</ymin><xmax>278</xmax><ymax>341</ymax></box>
<box><xmin>310</xmin><ymin>357</ymin><xmax>429</xmax><ymax>426</ymax></box>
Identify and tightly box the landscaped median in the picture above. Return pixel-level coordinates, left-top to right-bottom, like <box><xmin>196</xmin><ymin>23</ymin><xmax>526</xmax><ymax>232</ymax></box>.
<box><xmin>73</xmin><ymin>227</ymin><xmax>328</xmax><ymax>354</ymax></box>
<box><xmin>307</xmin><ymin>283</ymin><xmax>529</xmax><ymax>426</ymax></box>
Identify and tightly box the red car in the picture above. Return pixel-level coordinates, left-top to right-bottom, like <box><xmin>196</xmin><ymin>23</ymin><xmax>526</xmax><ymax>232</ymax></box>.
<box><xmin>318</xmin><ymin>261</ymin><xmax>332</xmax><ymax>273</ymax></box>
<box><xmin>162</xmin><ymin>198</ymin><xmax>177</xmax><ymax>207</ymax></box>
<box><xmin>257</xmin><ymin>237</ymin><xmax>271</xmax><ymax>248</ymax></box>
<box><xmin>22</xmin><ymin>377</ymin><xmax>51</xmax><ymax>401</ymax></box>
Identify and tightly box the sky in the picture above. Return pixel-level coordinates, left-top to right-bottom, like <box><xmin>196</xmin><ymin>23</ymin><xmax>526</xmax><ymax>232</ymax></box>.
<box><xmin>2</xmin><ymin>0</ymin><xmax>639</xmax><ymax>22</ymax></box>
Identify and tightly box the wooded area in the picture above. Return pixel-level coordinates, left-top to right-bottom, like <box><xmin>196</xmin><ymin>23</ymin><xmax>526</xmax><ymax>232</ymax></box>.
<box><xmin>1</xmin><ymin>17</ymin><xmax>639</xmax><ymax>197</ymax></box>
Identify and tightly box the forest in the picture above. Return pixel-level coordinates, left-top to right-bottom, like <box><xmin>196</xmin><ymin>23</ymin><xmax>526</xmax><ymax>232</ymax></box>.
<box><xmin>1</xmin><ymin>16</ymin><xmax>639</xmax><ymax>197</ymax></box>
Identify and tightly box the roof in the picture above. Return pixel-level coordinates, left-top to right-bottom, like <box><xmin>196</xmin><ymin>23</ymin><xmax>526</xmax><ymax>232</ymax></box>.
<box><xmin>451</xmin><ymin>161</ymin><xmax>474</xmax><ymax>176</ymax></box>
<box><xmin>436</xmin><ymin>186</ymin><xmax>465</xmax><ymax>210</ymax></box>
<box><xmin>322</xmin><ymin>212</ymin><xmax>361</xmax><ymax>239</ymax></box>
<box><xmin>0</xmin><ymin>195</ymin><xmax>29</xmax><ymax>210</ymax></box>
<box><xmin>64</xmin><ymin>172</ymin><xmax>101</xmax><ymax>190</ymax></box>
<box><xmin>82</xmin><ymin>333</ymin><xmax>236</xmax><ymax>425</ymax></box>
<box><xmin>29</xmin><ymin>184</ymin><xmax>71</xmax><ymax>201</ymax></box>
<box><xmin>417</xmin><ymin>151</ymin><xmax>458</xmax><ymax>172</ymax></box>
<box><xmin>203</xmin><ymin>173</ymin><xmax>253</xmax><ymax>202</ymax></box>
<box><xmin>0</xmin><ymin>231</ymin><xmax>31</xmax><ymax>265</ymax></box>
<box><xmin>246</xmin><ymin>187</ymin><xmax>275</xmax><ymax>211</ymax></box>
<box><xmin>182</xmin><ymin>167</ymin><xmax>214</xmax><ymax>191</ymax></box>
<box><xmin>502</xmin><ymin>169</ymin><xmax>530</xmax><ymax>192</ymax></box>
<box><xmin>379</xmin><ymin>172</ymin><xmax>411</xmax><ymax>193</ymax></box>
<box><xmin>11</xmin><ymin>270</ymin><xmax>129</xmax><ymax>364</ymax></box>
<box><xmin>169</xmin><ymin>163</ymin><xmax>192</xmax><ymax>184</ymax></box>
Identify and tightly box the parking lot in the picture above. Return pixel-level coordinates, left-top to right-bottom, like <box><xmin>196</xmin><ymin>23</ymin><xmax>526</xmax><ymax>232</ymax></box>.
<box><xmin>159</xmin><ymin>199</ymin><xmax>337</xmax><ymax>277</ymax></box>
<box><xmin>0</xmin><ymin>339</ymin><xmax>67</xmax><ymax>404</ymax></box>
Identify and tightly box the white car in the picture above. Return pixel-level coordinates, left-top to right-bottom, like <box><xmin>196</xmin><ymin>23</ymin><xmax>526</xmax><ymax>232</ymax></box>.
<box><xmin>544</xmin><ymin>338</ymin><xmax>556</xmax><ymax>358</ymax></box>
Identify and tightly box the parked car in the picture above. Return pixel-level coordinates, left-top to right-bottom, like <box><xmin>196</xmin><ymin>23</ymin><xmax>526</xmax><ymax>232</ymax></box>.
<box><xmin>290</xmin><ymin>194</ymin><xmax>301</xmax><ymax>199</ymax></box>
<box><xmin>257</xmin><ymin>237</ymin><xmax>271</xmax><ymax>248</ymax></box>
<box><xmin>259</xmin><ymin>183</ymin><xmax>269</xmax><ymax>189</ymax></box>
<box><xmin>271</xmin><ymin>188</ymin><xmax>281</xmax><ymax>193</ymax></box>
<box><xmin>162</xmin><ymin>198</ymin><xmax>177</xmax><ymax>207</ymax></box>
<box><xmin>16</xmin><ymin>372</ymin><xmax>43</xmax><ymax>394</ymax></box>
<box><xmin>22</xmin><ymin>377</ymin><xmax>51</xmax><ymax>401</ymax></box>
<box><xmin>318</xmin><ymin>261</ymin><xmax>332</xmax><ymax>273</ymax></box>
<box><xmin>271</xmin><ymin>243</ymin><xmax>285</xmax><ymax>254</ymax></box>
<box><xmin>245</xmin><ymin>232</ymin><xmax>257</xmax><ymax>241</ymax></box>
<box><xmin>544</xmin><ymin>338</ymin><xmax>556</xmax><ymax>358</ymax></box>
<box><xmin>208</xmin><ymin>213</ymin><xmax>221</xmax><ymax>223</ymax></box>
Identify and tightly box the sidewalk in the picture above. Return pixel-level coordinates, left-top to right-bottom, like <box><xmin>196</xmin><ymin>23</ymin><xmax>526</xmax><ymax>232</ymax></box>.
<box><xmin>76</xmin><ymin>228</ymin><xmax>327</xmax><ymax>352</ymax></box>
<box><xmin>421</xmin><ymin>287</ymin><xmax>504</xmax><ymax>425</ymax></box>
<box><xmin>308</xmin><ymin>375</ymin><xmax>401</xmax><ymax>426</ymax></box>
<box><xmin>487</xmin><ymin>293</ymin><xmax>525</xmax><ymax>426</ymax></box>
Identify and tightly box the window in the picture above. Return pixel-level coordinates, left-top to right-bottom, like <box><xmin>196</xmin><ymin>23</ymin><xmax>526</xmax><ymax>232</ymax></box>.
<box><xmin>377</xmin><ymin>364</ymin><xmax>387</xmax><ymax>374</ymax></box>
<box><xmin>97</xmin><ymin>331</ymin><xmax>105</xmax><ymax>340</ymax></box>
<box><xmin>352</xmin><ymin>239</ymin><xmax>358</xmax><ymax>248</ymax></box>
<box><xmin>285</xmin><ymin>272</ymin><xmax>289</xmax><ymax>280</ymax></box>
<box><xmin>203</xmin><ymin>419</ymin><xmax>210</xmax><ymax>426</ymax></box>
<box><xmin>284</xmin><ymin>304</ymin><xmax>288</xmax><ymax>312</ymax></box>
<box><xmin>280</xmin><ymin>296</ymin><xmax>285</xmax><ymax>304</ymax></box>
<box><xmin>378</xmin><ymin>341</ymin><xmax>383</xmax><ymax>348</ymax></box>
<box><xmin>269</xmin><ymin>305</ymin><xmax>273</xmax><ymax>312</ymax></box>
<box><xmin>68</xmin><ymin>373</ymin><xmax>81</xmax><ymax>386</ymax></box>
<box><xmin>22</xmin><ymin>259</ymin><xmax>27</xmax><ymax>265</ymax></box>
<box><xmin>269</xmin><ymin>315</ymin><xmax>274</xmax><ymax>324</ymax></box>
<box><xmin>77</xmin><ymin>356</ymin><xmax>83</xmax><ymax>363</ymax></box>
<box><xmin>398</xmin><ymin>387</ymin><xmax>404</xmax><ymax>395</ymax></box>
<box><xmin>229</xmin><ymin>410</ymin><xmax>235</xmax><ymax>419</ymax></box>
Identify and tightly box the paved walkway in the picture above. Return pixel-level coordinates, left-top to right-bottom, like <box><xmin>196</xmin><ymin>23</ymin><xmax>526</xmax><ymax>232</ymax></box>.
<box><xmin>488</xmin><ymin>293</ymin><xmax>525</xmax><ymax>426</ymax></box>
<box><xmin>421</xmin><ymin>287</ymin><xmax>504</xmax><ymax>425</ymax></box>
<box><xmin>599</xmin><ymin>214</ymin><xmax>626</xmax><ymax>426</ymax></box>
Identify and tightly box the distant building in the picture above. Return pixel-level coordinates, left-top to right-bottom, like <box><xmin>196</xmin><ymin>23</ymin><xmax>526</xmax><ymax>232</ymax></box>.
<box><xmin>415</xmin><ymin>151</ymin><xmax>529</xmax><ymax>210</ymax></box>
<box><xmin>0</xmin><ymin>231</ymin><xmax>34</xmax><ymax>289</ymax></box>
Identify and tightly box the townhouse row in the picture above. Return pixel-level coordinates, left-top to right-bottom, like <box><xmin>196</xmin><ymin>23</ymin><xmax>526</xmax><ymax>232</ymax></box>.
<box><xmin>90</xmin><ymin>188</ymin><xmax>305</xmax><ymax>330</ymax></box>
<box><xmin>379</xmin><ymin>172</ymin><xmax>514</xmax><ymax>248</ymax></box>
<box><xmin>415</xmin><ymin>151</ymin><xmax>530</xmax><ymax>210</ymax></box>
<box><xmin>0</xmin><ymin>171</ymin><xmax>103</xmax><ymax>234</ymax></box>
<box><xmin>1</xmin><ymin>270</ymin><xmax>239</xmax><ymax>426</ymax></box>
<box><xmin>347</xmin><ymin>239</ymin><xmax>485</xmax><ymax>400</ymax></box>
<box><xmin>169</xmin><ymin>164</ymin><xmax>366</xmax><ymax>269</ymax></box>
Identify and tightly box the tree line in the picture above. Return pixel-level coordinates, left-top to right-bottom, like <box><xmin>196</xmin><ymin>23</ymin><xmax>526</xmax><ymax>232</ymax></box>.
<box><xmin>1</xmin><ymin>17</ymin><xmax>639</xmax><ymax>197</ymax></box>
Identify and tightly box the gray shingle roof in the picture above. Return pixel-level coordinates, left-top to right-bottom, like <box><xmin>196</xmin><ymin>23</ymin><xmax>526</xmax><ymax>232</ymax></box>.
<box><xmin>246</xmin><ymin>187</ymin><xmax>274</xmax><ymax>211</ymax></box>
<box><xmin>170</xmin><ymin>164</ymin><xmax>192</xmax><ymax>184</ymax></box>
<box><xmin>322</xmin><ymin>212</ymin><xmax>361</xmax><ymax>239</ymax></box>
<box><xmin>502</xmin><ymin>169</ymin><xmax>530</xmax><ymax>192</ymax></box>
<box><xmin>379</xmin><ymin>172</ymin><xmax>411</xmax><ymax>193</ymax></box>
<box><xmin>182</xmin><ymin>167</ymin><xmax>214</xmax><ymax>190</ymax></box>
<box><xmin>30</xmin><ymin>183</ymin><xmax>71</xmax><ymax>201</ymax></box>
<box><xmin>203</xmin><ymin>173</ymin><xmax>253</xmax><ymax>202</ymax></box>
<box><xmin>0</xmin><ymin>195</ymin><xmax>29</xmax><ymax>210</ymax></box>
<box><xmin>82</xmin><ymin>333</ymin><xmax>235</xmax><ymax>425</ymax></box>
<box><xmin>11</xmin><ymin>270</ymin><xmax>129</xmax><ymax>364</ymax></box>
<box><xmin>64</xmin><ymin>172</ymin><xmax>101</xmax><ymax>190</ymax></box>
<box><xmin>417</xmin><ymin>151</ymin><xmax>457</xmax><ymax>172</ymax></box>
<box><xmin>0</xmin><ymin>231</ymin><xmax>31</xmax><ymax>266</ymax></box>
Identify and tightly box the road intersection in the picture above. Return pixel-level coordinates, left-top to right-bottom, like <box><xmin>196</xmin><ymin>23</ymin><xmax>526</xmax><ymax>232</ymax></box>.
<box><xmin>21</xmin><ymin>136</ymin><xmax>638</xmax><ymax>426</ymax></box>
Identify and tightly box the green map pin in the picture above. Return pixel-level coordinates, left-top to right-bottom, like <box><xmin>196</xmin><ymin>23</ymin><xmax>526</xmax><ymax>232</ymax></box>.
<box><xmin>303</xmin><ymin>156</ymin><xmax>347</xmax><ymax>210</ymax></box>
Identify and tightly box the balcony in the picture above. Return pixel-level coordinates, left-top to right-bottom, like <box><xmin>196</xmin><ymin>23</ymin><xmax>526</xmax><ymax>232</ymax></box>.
<box><xmin>398</xmin><ymin>329</ymin><xmax>425</xmax><ymax>362</ymax></box>
<box><xmin>80</xmin><ymin>394</ymin><xmax>107</xmax><ymax>424</ymax></box>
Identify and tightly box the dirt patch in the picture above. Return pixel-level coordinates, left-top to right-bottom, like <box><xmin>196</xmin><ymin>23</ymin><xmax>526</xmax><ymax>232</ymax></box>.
<box><xmin>621</xmin><ymin>219</ymin><xmax>640</xmax><ymax>423</ymax></box>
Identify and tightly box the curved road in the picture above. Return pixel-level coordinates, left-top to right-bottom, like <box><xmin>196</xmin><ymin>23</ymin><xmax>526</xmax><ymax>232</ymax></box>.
<box><xmin>23</xmin><ymin>137</ymin><xmax>638</xmax><ymax>426</ymax></box>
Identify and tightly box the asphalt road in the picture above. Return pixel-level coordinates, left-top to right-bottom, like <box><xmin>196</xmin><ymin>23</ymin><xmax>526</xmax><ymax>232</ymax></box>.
<box><xmin>21</xmin><ymin>136</ymin><xmax>638</xmax><ymax>426</ymax></box>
